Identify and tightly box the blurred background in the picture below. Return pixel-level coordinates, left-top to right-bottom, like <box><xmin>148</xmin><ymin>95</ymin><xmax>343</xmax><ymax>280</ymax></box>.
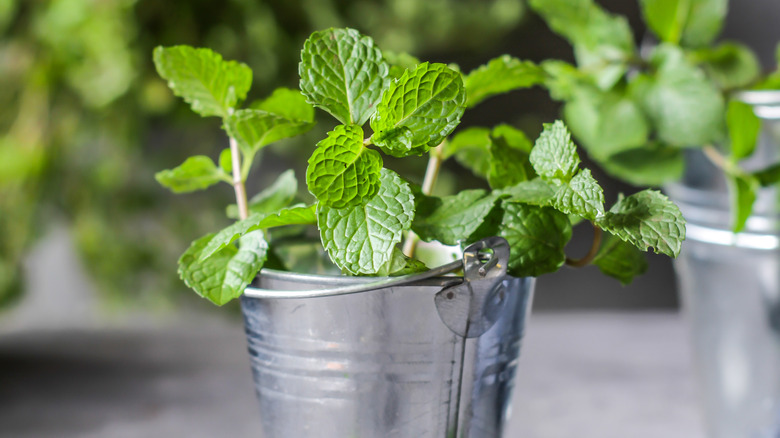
<box><xmin>1</xmin><ymin>0</ymin><xmax>779</xmax><ymax>436</ymax></box>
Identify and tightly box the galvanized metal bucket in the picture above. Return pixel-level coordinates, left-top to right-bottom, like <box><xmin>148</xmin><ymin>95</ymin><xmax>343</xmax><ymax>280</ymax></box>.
<box><xmin>239</xmin><ymin>237</ymin><xmax>534</xmax><ymax>438</ymax></box>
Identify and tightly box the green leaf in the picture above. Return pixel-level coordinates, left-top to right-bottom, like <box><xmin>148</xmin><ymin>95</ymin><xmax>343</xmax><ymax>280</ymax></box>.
<box><xmin>597</xmin><ymin>190</ymin><xmax>686</xmax><ymax>257</ymax></box>
<box><xmin>373</xmin><ymin>248</ymin><xmax>428</xmax><ymax>276</ymax></box>
<box><xmin>383</xmin><ymin>51</ymin><xmax>420</xmax><ymax>79</ymax></box>
<box><xmin>530</xmin><ymin>120</ymin><xmax>581</xmax><ymax>181</ymax></box>
<box><xmin>250</xmin><ymin>87</ymin><xmax>314</xmax><ymax>122</ymax></box>
<box><xmin>727</xmin><ymin>174</ymin><xmax>759</xmax><ymax>233</ymax></box>
<box><xmin>496</xmin><ymin>178</ymin><xmax>556</xmax><ymax>205</ymax></box>
<box><xmin>178</xmin><ymin>231</ymin><xmax>268</xmax><ymax>306</ymax></box>
<box><xmin>318</xmin><ymin>169</ymin><xmax>414</xmax><ymax>275</ymax></box>
<box><xmin>153</xmin><ymin>45</ymin><xmax>252</xmax><ymax>118</ymax></box>
<box><xmin>593</xmin><ymin>234</ymin><xmax>648</xmax><ymax>286</ymax></box>
<box><xmin>306</xmin><ymin>124</ymin><xmax>382</xmax><ymax>208</ymax></box>
<box><xmin>639</xmin><ymin>0</ymin><xmax>727</xmax><ymax>48</ymax></box>
<box><xmin>443</xmin><ymin>127</ymin><xmax>492</xmax><ymax>178</ymax></box>
<box><xmin>540</xmin><ymin>60</ymin><xmax>591</xmax><ymax>101</ymax></box>
<box><xmin>727</xmin><ymin>100</ymin><xmax>761</xmax><ymax>161</ymax></box>
<box><xmin>487</xmin><ymin>131</ymin><xmax>534</xmax><ymax>189</ymax></box>
<box><xmin>224</xmin><ymin>109</ymin><xmax>315</xmax><ymax>157</ymax></box>
<box><xmin>219</xmin><ymin>149</ymin><xmax>233</xmax><ymax>173</ymax></box>
<box><xmin>299</xmin><ymin>28</ymin><xmax>389</xmax><ymax>125</ymax></box>
<box><xmin>412</xmin><ymin>190</ymin><xmax>498</xmax><ymax>245</ymax></box>
<box><xmin>598</xmin><ymin>144</ymin><xmax>685</xmax><ymax>187</ymax></box>
<box><xmin>371</xmin><ymin>62</ymin><xmax>466</xmax><ymax>157</ymax></box>
<box><xmin>694</xmin><ymin>42</ymin><xmax>761</xmax><ymax>90</ymax></box>
<box><xmin>200</xmin><ymin>204</ymin><xmax>317</xmax><ymax>262</ymax></box>
<box><xmin>551</xmin><ymin>169</ymin><xmax>605</xmax><ymax>221</ymax></box>
<box><xmin>227</xmin><ymin>170</ymin><xmax>298</xmax><ymax>219</ymax></box>
<box><xmin>498</xmin><ymin>201</ymin><xmax>572</xmax><ymax>277</ymax></box>
<box><xmin>464</xmin><ymin>55</ymin><xmax>545</xmax><ymax>107</ymax></box>
<box><xmin>155</xmin><ymin>156</ymin><xmax>228</xmax><ymax>193</ymax></box>
<box><xmin>753</xmin><ymin>163</ymin><xmax>780</xmax><ymax>187</ymax></box>
<box><xmin>563</xmin><ymin>89</ymin><xmax>649</xmax><ymax>160</ymax></box>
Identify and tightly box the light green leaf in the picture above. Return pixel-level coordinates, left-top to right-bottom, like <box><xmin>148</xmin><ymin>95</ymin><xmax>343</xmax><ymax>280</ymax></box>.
<box><xmin>552</xmin><ymin>169</ymin><xmax>605</xmax><ymax>221</ymax></box>
<box><xmin>412</xmin><ymin>190</ymin><xmax>498</xmax><ymax>245</ymax></box>
<box><xmin>530</xmin><ymin>120</ymin><xmax>580</xmax><ymax>181</ymax></box>
<box><xmin>694</xmin><ymin>42</ymin><xmax>761</xmax><ymax>90</ymax></box>
<box><xmin>224</xmin><ymin>109</ymin><xmax>314</xmax><ymax>156</ymax></box>
<box><xmin>200</xmin><ymin>205</ymin><xmax>316</xmax><ymax>262</ymax></box>
<box><xmin>299</xmin><ymin>28</ymin><xmax>389</xmax><ymax>125</ymax></box>
<box><xmin>178</xmin><ymin>231</ymin><xmax>268</xmax><ymax>306</ymax></box>
<box><xmin>540</xmin><ymin>60</ymin><xmax>591</xmax><ymax>101</ymax></box>
<box><xmin>443</xmin><ymin>127</ymin><xmax>492</xmax><ymax>178</ymax></box>
<box><xmin>306</xmin><ymin>124</ymin><xmax>382</xmax><ymax>208</ymax></box>
<box><xmin>727</xmin><ymin>174</ymin><xmax>759</xmax><ymax>233</ymax></box>
<box><xmin>563</xmin><ymin>89</ymin><xmax>649</xmax><ymax>160</ymax></box>
<box><xmin>498</xmin><ymin>201</ymin><xmax>572</xmax><ymax>277</ymax></box>
<box><xmin>727</xmin><ymin>100</ymin><xmax>761</xmax><ymax>161</ymax></box>
<box><xmin>250</xmin><ymin>87</ymin><xmax>314</xmax><ymax>122</ymax></box>
<box><xmin>371</xmin><ymin>62</ymin><xmax>466</xmax><ymax>157</ymax></box>
<box><xmin>639</xmin><ymin>0</ymin><xmax>727</xmax><ymax>48</ymax></box>
<box><xmin>597</xmin><ymin>190</ymin><xmax>686</xmax><ymax>257</ymax></box>
<box><xmin>318</xmin><ymin>169</ymin><xmax>414</xmax><ymax>275</ymax></box>
<box><xmin>155</xmin><ymin>156</ymin><xmax>228</xmax><ymax>193</ymax></box>
<box><xmin>464</xmin><ymin>55</ymin><xmax>545</xmax><ymax>107</ymax></box>
<box><xmin>598</xmin><ymin>144</ymin><xmax>685</xmax><ymax>187</ymax></box>
<box><xmin>383</xmin><ymin>51</ymin><xmax>420</xmax><ymax>79</ymax></box>
<box><xmin>373</xmin><ymin>248</ymin><xmax>428</xmax><ymax>276</ymax></box>
<box><xmin>633</xmin><ymin>45</ymin><xmax>725</xmax><ymax>147</ymax></box>
<box><xmin>153</xmin><ymin>45</ymin><xmax>252</xmax><ymax>118</ymax></box>
<box><xmin>219</xmin><ymin>149</ymin><xmax>233</xmax><ymax>173</ymax></box>
<box><xmin>227</xmin><ymin>170</ymin><xmax>298</xmax><ymax>219</ymax></box>
<box><xmin>496</xmin><ymin>178</ymin><xmax>556</xmax><ymax>205</ymax></box>
<box><xmin>593</xmin><ymin>233</ymin><xmax>648</xmax><ymax>285</ymax></box>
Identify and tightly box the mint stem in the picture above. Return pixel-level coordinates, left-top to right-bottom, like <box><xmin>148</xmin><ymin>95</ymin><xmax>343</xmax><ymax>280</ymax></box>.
<box><xmin>402</xmin><ymin>144</ymin><xmax>444</xmax><ymax>258</ymax></box>
<box><xmin>565</xmin><ymin>223</ymin><xmax>602</xmax><ymax>267</ymax></box>
<box><xmin>229</xmin><ymin>135</ymin><xmax>249</xmax><ymax>220</ymax></box>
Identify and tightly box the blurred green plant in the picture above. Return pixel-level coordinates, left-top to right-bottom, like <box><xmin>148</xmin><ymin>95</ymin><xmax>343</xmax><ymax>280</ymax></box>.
<box><xmin>0</xmin><ymin>0</ymin><xmax>526</xmax><ymax>308</ymax></box>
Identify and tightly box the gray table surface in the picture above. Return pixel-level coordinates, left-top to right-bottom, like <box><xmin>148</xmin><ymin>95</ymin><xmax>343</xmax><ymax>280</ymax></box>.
<box><xmin>0</xmin><ymin>311</ymin><xmax>704</xmax><ymax>438</ymax></box>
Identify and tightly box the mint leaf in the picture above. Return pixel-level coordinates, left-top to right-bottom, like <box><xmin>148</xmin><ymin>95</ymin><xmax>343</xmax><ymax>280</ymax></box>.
<box><xmin>371</xmin><ymin>62</ymin><xmax>465</xmax><ymax>157</ymax></box>
<box><xmin>306</xmin><ymin>124</ymin><xmax>382</xmax><ymax>208</ymax></box>
<box><xmin>727</xmin><ymin>100</ymin><xmax>761</xmax><ymax>161</ymax></box>
<box><xmin>530</xmin><ymin>120</ymin><xmax>580</xmax><ymax>181</ymax></box>
<box><xmin>250</xmin><ymin>87</ymin><xmax>314</xmax><ymax>122</ymax></box>
<box><xmin>597</xmin><ymin>190</ymin><xmax>686</xmax><ymax>257</ymax></box>
<box><xmin>695</xmin><ymin>42</ymin><xmax>761</xmax><ymax>90</ymax></box>
<box><xmin>499</xmin><ymin>201</ymin><xmax>572</xmax><ymax>277</ymax></box>
<box><xmin>200</xmin><ymin>205</ymin><xmax>316</xmax><ymax>262</ymax></box>
<box><xmin>496</xmin><ymin>178</ymin><xmax>556</xmax><ymax>205</ymax></box>
<box><xmin>153</xmin><ymin>46</ymin><xmax>252</xmax><ymax>118</ymax></box>
<box><xmin>155</xmin><ymin>156</ymin><xmax>228</xmax><ymax>193</ymax></box>
<box><xmin>487</xmin><ymin>130</ymin><xmax>534</xmax><ymax>189</ymax></box>
<box><xmin>374</xmin><ymin>248</ymin><xmax>428</xmax><ymax>276</ymax></box>
<box><xmin>640</xmin><ymin>0</ymin><xmax>727</xmax><ymax>48</ymax></box>
<box><xmin>593</xmin><ymin>234</ymin><xmax>648</xmax><ymax>285</ymax></box>
<box><xmin>563</xmin><ymin>89</ymin><xmax>649</xmax><ymax>160</ymax></box>
<box><xmin>727</xmin><ymin>174</ymin><xmax>758</xmax><ymax>233</ymax></box>
<box><xmin>464</xmin><ymin>55</ymin><xmax>545</xmax><ymax>107</ymax></box>
<box><xmin>552</xmin><ymin>169</ymin><xmax>605</xmax><ymax>221</ymax></box>
<box><xmin>753</xmin><ymin>163</ymin><xmax>780</xmax><ymax>187</ymax></box>
<box><xmin>225</xmin><ymin>109</ymin><xmax>314</xmax><ymax>156</ymax></box>
<box><xmin>383</xmin><ymin>51</ymin><xmax>420</xmax><ymax>79</ymax></box>
<box><xmin>299</xmin><ymin>28</ymin><xmax>389</xmax><ymax>125</ymax></box>
<box><xmin>598</xmin><ymin>144</ymin><xmax>684</xmax><ymax>187</ymax></box>
<box><xmin>412</xmin><ymin>190</ymin><xmax>498</xmax><ymax>245</ymax></box>
<box><xmin>318</xmin><ymin>169</ymin><xmax>414</xmax><ymax>275</ymax></box>
<box><xmin>227</xmin><ymin>170</ymin><xmax>298</xmax><ymax>219</ymax></box>
<box><xmin>219</xmin><ymin>149</ymin><xmax>233</xmax><ymax>173</ymax></box>
<box><xmin>633</xmin><ymin>45</ymin><xmax>725</xmax><ymax>147</ymax></box>
<box><xmin>443</xmin><ymin>127</ymin><xmax>492</xmax><ymax>178</ymax></box>
<box><xmin>178</xmin><ymin>231</ymin><xmax>268</xmax><ymax>306</ymax></box>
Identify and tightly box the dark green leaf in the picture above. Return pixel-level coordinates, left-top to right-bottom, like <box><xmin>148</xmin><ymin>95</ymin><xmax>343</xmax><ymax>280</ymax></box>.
<box><xmin>597</xmin><ymin>190</ymin><xmax>686</xmax><ymax>257</ymax></box>
<box><xmin>496</xmin><ymin>178</ymin><xmax>556</xmax><ymax>205</ymax></box>
<box><xmin>412</xmin><ymin>190</ymin><xmax>498</xmax><ymax>245</ymax></box>
<box><xmin>371</xmin><ymin>62</ymin><xmax>465</xmax><ymax>157</ymax></box>
<box><xmin>178</xmin><ymin>231</ymin><xmax>268</xmax><ymax>306</ymax></box>
<box><xmin>224</xmin><ymin>109</ymin><xmax>314</xmax><ymax>156</ymax></box>
<box><xmin>306</xmin><ymin>124</ymin><xmax>382</xmax><ymax>208</ymax></box>
<box><xmin>155</xmin><ymin>156</ymin><xmax>228</xmax><ymax>193</ymax></box>
<box><xmin>499</xmin><ymin>201</ymin><xmax>572</xmax><ymax>277</ymax></box>
<box><xmin>598</xmin><ymin>144</ymin><xmax>685</xmax><ymax>187</ymax></box>
<box><xmin>695</xmin><ymin>42</ymin><xmax>761</xmax><ymax>90</ymax></box>
<box><xmin>318</xmin><ymin>169</ymin><xmax>414</xmax><ymax>275</ymax></box>
<box><xmin>727</xmin><ymin>100</ymin><xmax>761</xmax><ymax>161</ymax></box>
<box><xmin>487</xmin><ymin>132</ymin><xmax>534</xmax><ymax>189</ymax></box>
<box><xmin>464</xmin><ymin>55</ymin><xmax>545</xmax><ymax>107</ymax></box>
<box><xmin>299</xmin><ymin>28</ymin><xmax>389</xmax><ymax>125</ymax></box>
<box><xmin>373</xmin><ymin>248</ymin><xmax>428</xmax><ymax>276</ymax></box>
<box><xmin>593</xmin><ymin>233</ymin><xmax>648</xmax><ymax>285</ymax></box>
<box><xmin>753</xmin><ymin>163</ymin><xmax>780</xmax><ymax>187</ymax></box>
<box><xmin>727</xmin><ymin>174</ymin><xmax>759</xmax><ymax>233</ymax></box>
<box><xmin>153</xmin><ymin>46</ymin><xmax>252</xmax><ymax>118</ymax></box>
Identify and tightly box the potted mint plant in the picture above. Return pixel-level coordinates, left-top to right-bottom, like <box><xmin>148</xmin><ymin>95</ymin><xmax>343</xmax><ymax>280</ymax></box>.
<box><xmin>152</xmin><ymin>27</ymin><xmax>685</xmax><ymax>437</ymax></box>
<box><xmin>484</xmin><ymin>0</ymin><xmax>780</xmax><ymax>436</ymax></box>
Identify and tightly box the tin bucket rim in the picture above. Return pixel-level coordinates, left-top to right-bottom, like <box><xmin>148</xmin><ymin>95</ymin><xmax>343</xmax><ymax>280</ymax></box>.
<box><xmin>253</xmin><ymin>267</ymin><xmax>463</xmax><ymax>288</ymax></box>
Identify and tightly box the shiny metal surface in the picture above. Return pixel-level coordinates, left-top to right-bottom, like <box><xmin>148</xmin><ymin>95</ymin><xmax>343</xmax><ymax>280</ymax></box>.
<box><xmin>239</xmin><ymin>271</ymin><xmax>534</xmax><ymax>437</ymax></box>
